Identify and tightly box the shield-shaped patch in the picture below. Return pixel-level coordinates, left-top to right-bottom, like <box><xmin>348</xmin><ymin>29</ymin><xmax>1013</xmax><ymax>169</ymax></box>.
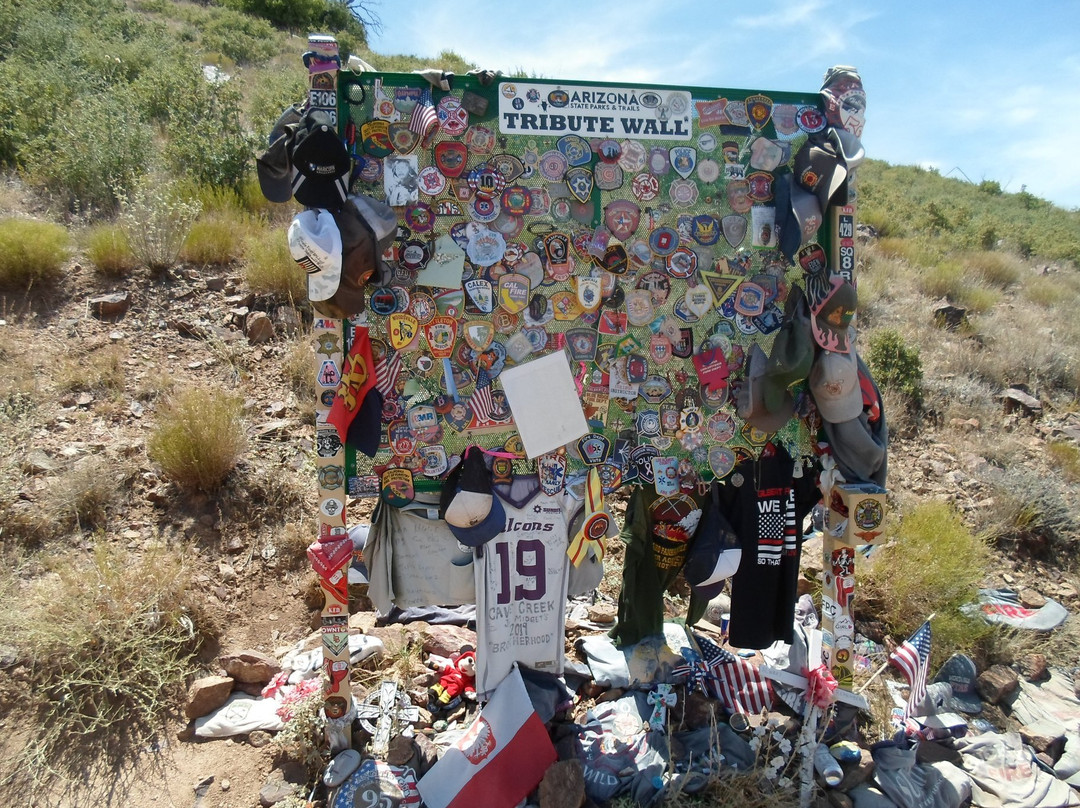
<box><xmin>722</xmin><ymin>214</ymin><xmax>748</xmax><ymax>248</ymax></box>
<box><xmin>565</xmin><ymin>166</ymin><xmax>594</xmax><ymax>203</ymax></box>
<box><xmin>604</xmin><ymin>199</ymin><xmax>641</xmax><ymax>241</ymax></box>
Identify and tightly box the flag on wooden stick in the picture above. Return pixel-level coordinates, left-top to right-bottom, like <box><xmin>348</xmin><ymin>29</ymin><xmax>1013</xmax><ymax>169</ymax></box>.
<box><xmin>889</xmin><ymin>620</ymin><xmax>932</xmax><ymax>719</ymax></box>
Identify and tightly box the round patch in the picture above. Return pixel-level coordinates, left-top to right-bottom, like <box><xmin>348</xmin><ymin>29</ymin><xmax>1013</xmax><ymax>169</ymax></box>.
<box><xmin>648</xmin><ymin>226</ymin><xmax>680</xmax><ymax>257</ymax></box>
<box><xmin>417</xmin><ymin>165</ymin><xmax>446</xmax><ymax>196</ymax></box>
<box><xmin>369</xmin><ymin>287</ymin><xmax>398</xmax><ymax>316</ymax></box>
<box><xmin>539</xmin><ymin>150</ymin><xmax>569</xmax><ymax>182</ymax></box>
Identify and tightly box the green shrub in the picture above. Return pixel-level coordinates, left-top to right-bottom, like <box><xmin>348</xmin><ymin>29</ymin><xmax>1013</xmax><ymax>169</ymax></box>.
<box><xmin>22</xmin><ymin>89</ymin><xmax>153</xmax><ymax>212</ymax></box>
<box><xmin>1047</xmin><ymin>441</ymin><xmax>1080</xmax><ymax>483</ymax></box>
<box><xmin>918</xmin><ymin>259</ymin><xmax>965</xmax><ymax>300</ymax></box>
<box><xmin>963</xmin><ymin>250</ymin><xmax>1022</xmax><ymax>289</ymax></box>
<box><xmin>866</xmin><ymin>328</ymin><xmax>923</xmax><ymax>407</ymax></box>
<box><xmin>83</xmin><ymin>224</ymin><xmax>137</xmax><ymax>277</ymax></box>
<box><xmin>244</xmin><ymin>227</ymin><xmax>306</xmax><ymax>300</ymax></box>
<box><xmin>0</xmin><ymin>218</ymin><xmax>72</xmax><ymax>287</ymax></box>
<box><xmin>860</xmin><ymin>501</ymin><xmax>993</xmax><ymax>670</ymax></box>
<box><xmin>163</xmin><ymin>78</ymin><xmax>257</xmax><ymax>190</ymax></box>
<box><xmin>117</xmin><ymin>176</ymin><xmax>202</xmax><ymax>271</ymax></box>
<box><xmin>147</xmin><ymin>386</ymin><xmax>248</xmax><ymax>492</ymax></box>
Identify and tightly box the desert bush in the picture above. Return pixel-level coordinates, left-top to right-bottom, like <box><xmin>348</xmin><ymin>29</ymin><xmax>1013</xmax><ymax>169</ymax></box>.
<box><xmin>163</xmin><ymin>77</ymin><xmax>257</xmax><ymax>191</ymax></box>
<box><xmin>1022</xmin><ymin>274</ymin><xmax>1061</xmax><ymax>308</ymax></box>
<box><xmin>53</xmin><ymin>345</ymin><xmax>126</xmax><ymax>396</ymax></box>
<box><xmin>147</xmin><ymin>386</ymin><xmax>248</xmax><ymax>492</ymax></box>
<box><xmin>50</xmin><ymin>456</ymin><xmax>121</xmax><ymax>532</ymax></box>
<box><xmin>0</xmin><ymin>218</ymin><xmax>72</xmax><ymax>287</ymax></box>
<box><xmin>866</xmin><ymin>329</ymin><xmax>923</xmax><ymax>407</ymax></box>
<box><xmin>117</xmin><ymin>176</ymin><xmax>202</xmax><ymax>271</ymax></box>
<box><xmin>282</xmin><ymin>332</ymin><xmax>317</xmax><ymax>404</ymax></box>
<box><xmin>963</xmin><ymin>250</ymin><xmax>1023</xmax><ymax>289</ymax></box>
<box><xmin>860</xmin><ymin>501</ymin><xmax>994</xmax><ymax>670</ymax></box>
<box><xmin>83</xmin><ymin>224</ymin><xmax>137</xmax><ymax>277</ymax></box>
<box><xmin>979</xmin><ymin>467</ymin><xmax>1078</xmax><ymax>562</ymax></box>
<box><xmin>244</xmin><ymin>227</ymin><xmax>306</xmax><ymax>300</ymax></box>
<box><xmin>179</xmin><ymin>212</ymin><xmax>249</xmax><ymax>266</ymax></box>
<box><xmin>0</xmin><ymin>543</ymin><xmax>204</xmax><ymax>787</ymax></box>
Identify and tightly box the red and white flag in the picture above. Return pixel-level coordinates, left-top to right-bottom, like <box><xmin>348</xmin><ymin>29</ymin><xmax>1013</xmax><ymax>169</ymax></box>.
<box><xmin>694</xmin><ymin>632</ymin><xmax>774</xmax><ymax>715</ymax></box>
<box><xmin>417</xmin><ymin>665</ymin><xmax>555</xmax><ymax>808</ymax></box>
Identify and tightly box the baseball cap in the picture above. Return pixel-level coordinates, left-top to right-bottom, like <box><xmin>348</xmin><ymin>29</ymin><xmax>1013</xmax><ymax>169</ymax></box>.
<box><xmin>288</xmin><ymin>209</ymin><xmax>342</xmax><ymax>302</ymax></box>
<box><xmin>255</xmin><ymin>103</ymin><xmax>303</xmax><ymax>203</ymax></box>
<box><xmin>684</xmin><ymin>486</ymin><xmax>743</xmax><ymax>600</ymax></box>
<box><xmin>290</xmin><ymin>109</ymin><xmax>350</xmax><ymax>211</ymax></box>
<box><xmin>441</xmin><ymin>447</ymin><xmax>506</xmax><ymax>547</ymax></box>
<box><xmin>761</xmin><ymin>291</ymin><xmax>814</xmax><ymax>412</ymax></box>
<box><xmin>809</xmin><ymin>344</ymin><xmax>862</xmax><ymax>423</ymax></box>
<box><xmin>774</xmin><ymin>174</ymin><xmax>824</xmax><ymax>264</ymax></box>
<box><xmin>311</xmin><ymin>195</ymin><xmax>397</xmax><ymax>319</ymax></box>
<box><xmin>810</xmin><ymin>277</ymin><xmax>858</xmax><ymax>353</ymax></box>
<box><xmin>736</xmin><ymin>343</ymin><xmax>795</xmax><ymax>434</ymax></box>
<box><xmin>932</xmin><ymin>653</ymin><xmax>982</xmax><ymax>714</ymax></box>
<box><xmin>793</xmin><ymin>136</ymin><xmax>849</xmax><ymax>211</ymax></box>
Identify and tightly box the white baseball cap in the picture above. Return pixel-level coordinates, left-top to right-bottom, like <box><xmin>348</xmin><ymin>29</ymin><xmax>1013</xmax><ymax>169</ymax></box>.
<box><xmin>288</xmin><ymin>209</ymin><xmax>342</xmax><ymax>302</ymax></box>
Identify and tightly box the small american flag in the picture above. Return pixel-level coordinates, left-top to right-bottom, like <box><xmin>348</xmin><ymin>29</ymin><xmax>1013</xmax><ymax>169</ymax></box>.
<box><xmin>374</xmin><ymin>350</ymin><xmax>402</xmax><ymax>397</ymax></box>
<box><xmin>889</xmin><ymin>620</ymin><xmax>932</xmax><ymax>719</ymax></box>
<box><xmin>409</xmin><ymin>89</ymin><xmax>439</xmax><ymax>142</ymax></box>
<box><xmin>469</xmin><ymin>378</ymin><xmax>496</xmax><ymax>424</ymax></box>
<box><xmin>693</xmin><ymin>632</ymin><xmax>774</xmax><ymax>716</ymax></box>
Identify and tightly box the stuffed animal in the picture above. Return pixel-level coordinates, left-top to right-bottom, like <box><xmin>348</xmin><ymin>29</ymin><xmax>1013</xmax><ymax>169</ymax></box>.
<box><xmin>426</xmin><ymin>650</ymin><xmax>476</xmax><ymax>712</ymax></box>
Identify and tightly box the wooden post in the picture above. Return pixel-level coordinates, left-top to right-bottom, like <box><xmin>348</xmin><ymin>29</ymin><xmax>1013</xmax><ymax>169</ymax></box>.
<box><xmin>820</xmin><ymin>483</ymin><xmax>887</xmax><ymax>689</ymax></box>
<box><xmin>305</xmin><ymin>34</ymin><xmax>353</xmax><ymax>752</ymax></box>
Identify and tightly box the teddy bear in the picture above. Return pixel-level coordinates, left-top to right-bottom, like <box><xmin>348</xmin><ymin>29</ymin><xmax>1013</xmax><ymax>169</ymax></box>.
<box><xmin>426</xmin><ymin>649</ymin><xmax>477</xmax><ymax>713</ymax></box>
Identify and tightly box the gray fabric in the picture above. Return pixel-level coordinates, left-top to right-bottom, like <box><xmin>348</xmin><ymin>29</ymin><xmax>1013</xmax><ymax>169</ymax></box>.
<box><xmin>851</xmin><ymin>784</ymin><xmax>899</xmax><ymax>808</ymax></box>
<box><xmin>962</xmin><ymin>588</ymin><xmax>1068</xmax><ymax>631</ymax></box>
<box><xmin>871</xmin><ymin>742</ymin><xmax>969</xmax><ymax>808</ymax></box>
<box><xmin>954</xmin><ymin>731</ymin><xmax>1080</xmax><ymax>808</ymax></box>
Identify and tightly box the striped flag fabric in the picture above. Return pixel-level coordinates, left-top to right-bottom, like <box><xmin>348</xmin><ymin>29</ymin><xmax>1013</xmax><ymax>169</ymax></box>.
<box><xmin>889</xmin><ymin>620</ymin><xmax>932</xmax><ymax>719</ymax></box>
<box><xmin>409</xmin><ymin>88</ymin><xmax>439</xmax><ymax>142</ymax></box>
<box><xmin>417</xmin><ymin>665</ymin><xmax>555</xmax><ymax>808</ymax></box>
<box><xmin>693</xmin><ymin>632</ymin><xmax>774</xmax><ymax>715</ymax></box>
<box><xmin>374</xmin><ymin>350</ymin><xmax>402</xmax><ymax>397</ymax></box>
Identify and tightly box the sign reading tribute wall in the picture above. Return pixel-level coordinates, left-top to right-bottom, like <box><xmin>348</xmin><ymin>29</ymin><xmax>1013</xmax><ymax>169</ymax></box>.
<box><xmin>335</xmin><ymin>72</ymin><xmax>835</xmax><ymax>498</ymax></box>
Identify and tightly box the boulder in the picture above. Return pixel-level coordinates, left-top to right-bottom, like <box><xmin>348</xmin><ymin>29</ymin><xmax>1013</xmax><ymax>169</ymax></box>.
<box><xmin>185</xmin><ymin>675</ymin><xmax>234</xmax><ymax>720</ymax></box>
<box><xmin>88</xmin><ymin>292</ymin><xmax>131</xmax><ymax>320</ymax></box>
<box><xmin>245</xmin><ymin>311</ymin><xmax>275</xmax><ymax>344</ymax></box>
<box><xmin>1020</xmin><ymin>719</ymin><xmax>1068</xmax><ymax>762</ymax></box>
<box><xmin>219</xmin><ymin>650</ymin><xmax>280</xmax><ymax>685</ymax></box>
<box><xmin>976</xmin><ymin>664</ymin><xmax>1019</xmax><ymax>704</ymax></box>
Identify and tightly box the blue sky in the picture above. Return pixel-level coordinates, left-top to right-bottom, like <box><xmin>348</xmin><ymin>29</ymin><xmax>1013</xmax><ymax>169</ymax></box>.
<box><xmin>366</xmin><ymin>0</ymin><xmax>1080</xmax><ymax>210</ymax></box>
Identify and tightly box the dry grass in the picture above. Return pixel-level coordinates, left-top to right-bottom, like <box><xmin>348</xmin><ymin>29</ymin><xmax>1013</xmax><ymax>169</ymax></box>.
<box><xmin>1047</xmin><ymin>441</ymin><xmax>1080</xmax><ymax>483</ymax></box>
<box><xmin>146</xmin><ymin>385</ymin><xmax>248</xmax><ymax>493</ymax></box>
<box><xmin>962</xmin><ymin>250</ymin><xmax>1023</xmax><ymax>289</ymax></box>
<box><xmin>52</xmin><ymin>344</ymin><xmax>126</xmax><ymax>396</ymax></box>
<box><xmin>0</xmin><ymin>542</ymin><xmax>207</xmax><ymax>793</ymax></box>
<box><xmin>244</xmin><ymin>224</ymin><xmax>306</xmax><ymax>301</ymax></box>
<box><xmin>49</xmin><ymin>455</ymin><xmax>123</xmax><ymax>532</ymax></box>
<box><xmin>179</xmin><ymin>210</ymin><xmax>251</xmax><ymax>266</ymax></box>
<box><xmin>0</xmin><ymin>218</ymin><xmax>72</xmax><ymax>288</ymax></box>
<box><xmin>82</xmin><ymin>223</ymin><xmax>137</xmax><ymax>278</ymax></box>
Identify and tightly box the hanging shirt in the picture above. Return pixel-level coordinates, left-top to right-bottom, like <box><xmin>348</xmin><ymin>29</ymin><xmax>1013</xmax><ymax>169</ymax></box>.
<box><xmin>474</xmin><ymin>487</ymin><xmax>573</xmax><ymax>700</ymax></box>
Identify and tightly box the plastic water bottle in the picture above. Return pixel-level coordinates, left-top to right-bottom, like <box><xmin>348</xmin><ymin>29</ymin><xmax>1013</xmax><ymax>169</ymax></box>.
<box><xmin>814</xmin><ymin>742</ymin><xmax>843</xmax><ymax>787</ymax></box>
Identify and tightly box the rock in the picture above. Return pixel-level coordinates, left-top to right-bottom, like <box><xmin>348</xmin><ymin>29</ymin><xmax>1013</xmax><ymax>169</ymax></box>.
<box><xmin>258</xmin><ymin>777</ymin><xmax>299</xmax><ymax>807</ymax></box>
<box><xmin>1001</xmin><ymin>388</ymin><xmax>1042</xmax><ymax>417</ymax></box>
<box><xmin>368</xmin><ymin>625</ymin><xmax>425</xmax><ymax>659</ymax></box>
<box><xmin>225</xmin><ymin>292</ymin><xmax>256</xmax><ymax>308</ymax></box>
<box><xmin>539</xmin><ymin>759</ymin><xmax>586</xmax><ymax>808</ymax></box>
<box><xmin>838</xmin><ymin>748</ymin><xmax>875</xmax><ymax>791</ymax></box>
<box><xmin>247</xmin><ymin>730</ymin><xmax>273</xmax><ymax>748</ymax></box>
<box><xmin>272</xmin><ymin>305</ymin><xmax>301</xmax><ymax>335</ymax></box>
<box><xmin>587</xmin><ymin>602</ymin><xmax>616</xmax><ymax>624</ymax></box>
<box><xmin>421</xmin><ymin>624</ymin><xmax>479</xmax><ymax>658</ymax></box>
<box><xmin>20</xmin><ymin>450</ymin><xmax>54</xmax><ymax>475</ymax></box>
<box><xmin>976</xmin><ymin>665</ymin><xmax>1019</xmax><ymax>704</ymax></box>
<box><xmin>1019</xmin><ymin>588</ymin><xmax>1047</xmax><ymax>609</ymax></box>
<box><xmin>1020</xmin><ymin>719</ymin><xmax>1067</xmax><ymax>761</ymax></box>
<box><xmin>88</xmin><ymin>292</ymin><xmax>131</xmax><ymax>320</ymax></box>
<box><xmin>205</xmin><ymin>277</ymin><xmax>227</xmax><ymax>292</ymax></box>
<box><xmin>245</xmin><ymin>311</ymin><xmax>275</xmax><ymax>344</ymax></box>
<box><xmin>412</xmin><ymin>731</ymin><xmax>440</xmax><ymax>776</ymax></box>
<box><xmin>933</xmin><ymin>305</ymin><xmax>969</xmax><ymax>332</ymax></box>
<box><xmin>1019</xmin><ymin>653</ymin><xmax>1050</xmax><ymax>682</ymax></box>
<box><xmin>219</xmin><ymin>650</ymin><xmax>280</xmax><ymax>685</ymax></box>
<box><xmin>386</xmin><ymin>733</ymin><xmax>416</xmax><ymax>767</ymax></box>
<box><xmin>185</xmin><ymin>675</ymin><xmax>235</xmax><ymax>720</ymax></box>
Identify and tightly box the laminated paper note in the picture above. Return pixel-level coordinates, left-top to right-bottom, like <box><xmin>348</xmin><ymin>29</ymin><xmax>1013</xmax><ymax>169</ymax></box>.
<box><xmin>499</xmin><ymin>350</ymin><xmax>589</xmax><ymax>459</ymax></box>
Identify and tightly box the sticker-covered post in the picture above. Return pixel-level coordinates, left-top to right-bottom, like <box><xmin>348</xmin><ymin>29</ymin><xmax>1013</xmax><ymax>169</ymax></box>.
<box><xmin>303</xmin><ymin>33</ymin><xmax>353</xmax><ymax>752</ymax></box>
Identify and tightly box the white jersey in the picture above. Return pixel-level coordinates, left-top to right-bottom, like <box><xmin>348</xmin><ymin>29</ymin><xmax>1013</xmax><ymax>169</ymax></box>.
<box><xmin>474</xmin><ymin>488</ymin><xmax>572</xmax><ymax>700</ymax></box>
